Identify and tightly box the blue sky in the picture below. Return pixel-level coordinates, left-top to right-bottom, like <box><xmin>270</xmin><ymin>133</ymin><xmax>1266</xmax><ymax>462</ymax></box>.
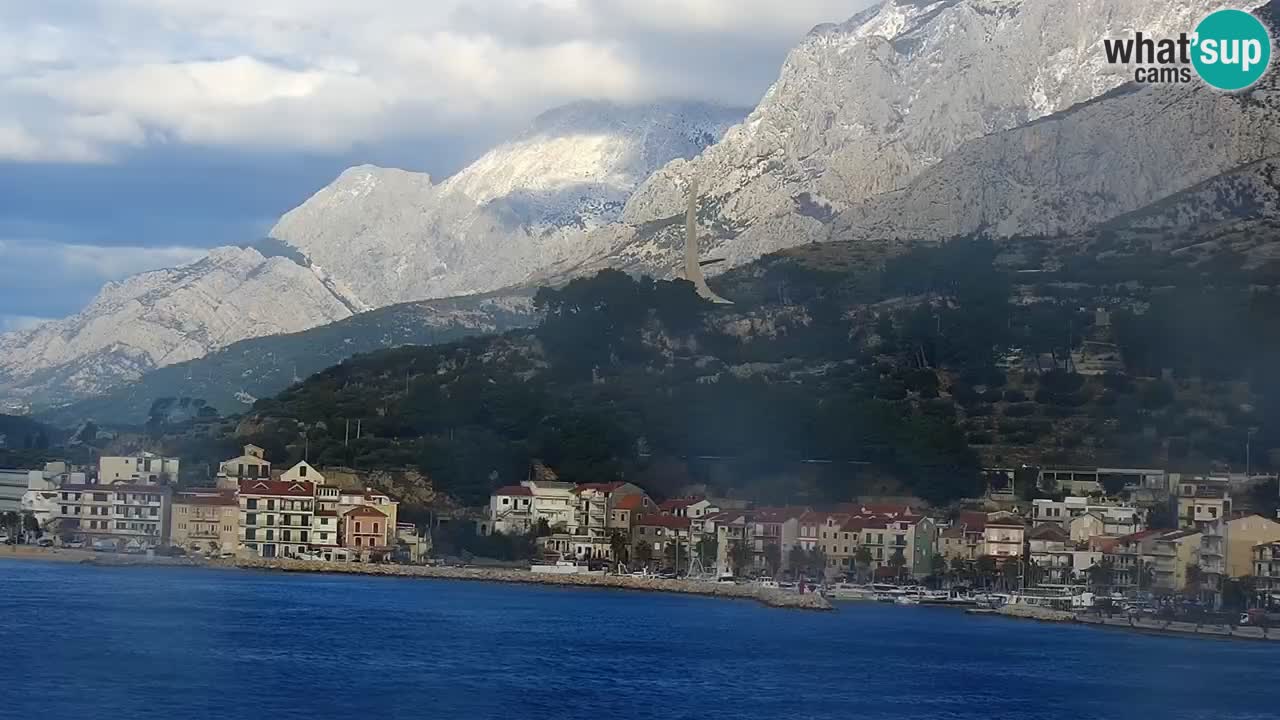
<box><xmin>0</xmin><ymin>0</ymin><xmax>865</xmax><ymax>331</ymax></box>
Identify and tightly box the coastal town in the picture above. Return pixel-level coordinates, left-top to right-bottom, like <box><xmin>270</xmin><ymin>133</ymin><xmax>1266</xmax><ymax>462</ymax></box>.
<box><xmin>4</xmin><ymin>448</ymin><xmax>1280</xmax><ymax>620</ymax></box>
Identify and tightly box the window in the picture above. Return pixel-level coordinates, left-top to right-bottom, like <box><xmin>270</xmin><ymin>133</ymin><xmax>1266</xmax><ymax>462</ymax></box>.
<box><xmin>373</xmin><ymin>523</ymin><xmax>379</xmax><ymax>534</ymax></box>
<box><xmin>93</xmin><ymin>493</ymin><xmax>108</xmax><ymax>502</ymax></box>
<box><xmin>246</xmin><ymin>499</ymin><xmax>258</xmax><ymax>510</ymax></box>
<box><xmin>355</xmin><ymin>537</ymin><xmax>362</xmax><ymax>546</ymax></box>
<box><xmin>246</xmin><ymin>529</ymin><xmax>257</xmax><ymax>540</ymax></box>
<box><xmin>299</xmin><ymin>465</ymin><xmax>307</xmax><ymax>477</ymax></box>
<box><xmin>267</xmin><ymin>499</ymin><xmax>276</xmax><ymax>511</ymax></box>
<box><xmin>356</xmin><ymin>521</ymin><xmax>362</xmax><ymax>533</ymax></box>
<box><xmin>502</xmin><ymin>498</ymin><xmax>509</xmax><ymax>505</ymax></box>
<box><xmin>301</xmin><ymin>531</ymin><xmax>309</xmax><ymax>543</ymax></box>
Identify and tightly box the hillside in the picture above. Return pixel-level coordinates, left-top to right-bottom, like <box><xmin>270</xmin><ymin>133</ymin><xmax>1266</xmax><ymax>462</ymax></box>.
<box><xmin>43</xmin><ymin>291</ymin><xmax>539</xmax><ymax>426</ymax></box>
<box><xmin>214</xmin><ymin>217</ymin><xmax>1280</xmax><ymax>508</ymax></box>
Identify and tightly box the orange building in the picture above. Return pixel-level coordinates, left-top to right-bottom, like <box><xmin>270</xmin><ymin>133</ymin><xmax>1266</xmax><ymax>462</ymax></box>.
<box><xmin>343</xmin><ymin>505</ymin><xmax>388</xmax><ymax>550</ymax></box>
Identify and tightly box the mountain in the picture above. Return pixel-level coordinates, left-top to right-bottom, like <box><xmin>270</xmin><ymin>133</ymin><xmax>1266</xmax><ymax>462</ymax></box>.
<box><xmin>194</xmin><ymin>217</ymin><xmax>1279</xmax><ymax>508</ymax></box>
<box><xmin>270</xmin><ymin>100</ymin><xmax>744</xmax><ymax>308</ymax></box>
<box><xmin>41</xmin><ymin>291</ymin><xmax>538</xmax><ymax>426</ymax></box>
<box><xmin>0</xmin><ymin>100</ymin><xmax>744</xmax><ymax>410</ymax></box>
<box><xmin>556</xmin><ymin>0</ymin><xmax>1243</xmax><ymax>279</ymax></box>
<box><xmin>0</xmin><ymin>246</ymin><xmax>360</xmax><ymax>407</ymax></box>
<box><xmin>829</xmin><ymin>63</ymin><xmax>1280</xmax><ymax>243</ymax></box>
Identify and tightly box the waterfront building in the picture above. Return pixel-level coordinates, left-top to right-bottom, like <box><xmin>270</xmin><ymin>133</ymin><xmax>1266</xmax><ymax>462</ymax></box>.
<box><xmin>98</xmin><ymin>453</ymin><xmax>180</xmax><ymax>485</ymax></box>
<box><xmin>338</xmin><ymin>487</ymin><xmax>399</xmax><ymax>535</ymax></box>
<box><xmin>609</xmin><ymin>493</ymin><xmax>652</xmax><ymax>537</ymax></box>
<box><xmin>748</xmin><ymin>507</ymin><xmax>804</xmax><ymax>574</ymax></box>
<box><xmin>632</xmin><ymin>514</ymin><xmax>692</xmax><ymax>568</ymax></box>
<box><xmin>55</xmin><ymin>484</ymin><xmax>172</xmax><ymax>550</ymax></box>
<box><xmin>982</xmin><ymin>511</ymin><xmax>1025</xmax><ymax>562</ymax></box>
<box><xmin>490</xmin><ymin>484</ymin><xmax>534</xmax><ymax>534</ymax></box>
<box><xmin>1198</xmin><ymin>513</ymin><xmax>1280</xmax><ymax>605</ymax></box>
<box><xmin>1028</xmin><ymin>524</ymin><xmax>1074</xmax><ymax>584</ymax></box>
<box><xmin>1104</xmin><ymin>529</ymin><xmax>1163</xmax><ymax>593</ymax></box>
<box><xmin>238</xmin><ymin>479</ymin><xmax>315</xmax><ymax>558</ymax></box>
<box><xmin>1253</xmin><ymin>541</ymin><xmax>1280</xmax><ymax>602</ymax></box>
<box><xmin>343</xmin><ymin>505</ymin><xmax>389</xmax><ymax>551</ymax></box>
<box><xmin>1150</xmin><ymin>529</ymin><xmax>1202</xmax><ymax>592</ymax></box>
<box><xmin>171</xmin><ymin>490</ymin><xmax>238</xmax><ymax>555</ymax></box>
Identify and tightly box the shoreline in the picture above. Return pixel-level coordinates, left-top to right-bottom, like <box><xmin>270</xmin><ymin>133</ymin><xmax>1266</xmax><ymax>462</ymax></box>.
<box><xmin>1</xmin><ymin>548</ymin><xmax>831</xmax><ymax>611</ymax></box>
<box><xmin>992</xmin><ymin>604</ymin><xmax>1280</xmax><ymax>642</ymax></box>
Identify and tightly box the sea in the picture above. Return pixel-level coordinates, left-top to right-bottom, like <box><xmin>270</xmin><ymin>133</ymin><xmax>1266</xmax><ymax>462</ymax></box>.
<box><xmin>1</xmin><ymin>560</ymin><xmax>1277</xmax><ymax>720</ymax></box>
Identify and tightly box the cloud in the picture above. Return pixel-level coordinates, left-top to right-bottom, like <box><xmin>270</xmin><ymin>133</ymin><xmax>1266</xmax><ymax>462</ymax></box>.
<box><xmin>0</xmin><ymin>315</ymin><xmax>50</xmax><ymax>333</ymax></box>
<box><xmin>0</xmin><ymin>0</ymin><xmax>870</xmax><ymax>162</ymax></box>
<box><xmin>0</xmin><ymin>238</ymin><xmax>207</xmax><ymax>318</ymax></box>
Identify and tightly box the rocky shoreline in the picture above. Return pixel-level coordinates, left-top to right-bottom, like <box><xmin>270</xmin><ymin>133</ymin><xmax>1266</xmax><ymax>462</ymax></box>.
<box><xmin>224</xmin><ymin>557</ymin><xmax>833</xmax><ymax>610</ymax></box>
<box><xmin>995</xmin><ymin>604</ymin><xmax>1280</xmax><ymax>641</ymax></box>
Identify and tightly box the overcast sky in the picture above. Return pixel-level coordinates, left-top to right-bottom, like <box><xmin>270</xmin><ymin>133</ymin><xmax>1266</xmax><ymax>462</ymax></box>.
<box><xmin>0</xmin><ymin>0</ymin><xmax>870</xmax><ymax>330</ymax></box>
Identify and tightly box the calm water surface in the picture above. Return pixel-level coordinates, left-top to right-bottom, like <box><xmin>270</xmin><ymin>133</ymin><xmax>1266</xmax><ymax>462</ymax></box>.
<box><xmin>1</xmin><ymin>560</ymin><xmax>1277</xmax><ymax>720</ymax></box>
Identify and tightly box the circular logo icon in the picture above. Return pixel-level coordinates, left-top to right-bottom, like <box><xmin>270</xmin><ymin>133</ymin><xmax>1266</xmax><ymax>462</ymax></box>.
<box><xmin>1192</xmin><ymin>9</ymin><xmax>1272</xmax><ymax>91</ymax></box>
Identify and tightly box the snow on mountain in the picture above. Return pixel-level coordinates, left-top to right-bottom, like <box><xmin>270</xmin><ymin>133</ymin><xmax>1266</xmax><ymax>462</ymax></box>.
<box><xmin>0</xmin><ymin>100</ymin><xmax>743</xmax><ymax>408</ymax></box>
<box><xmin>270</xmin><ymin>100</ymin><xmax>745</xmax><ymax>308</ymax></box>
<box><xmin>568</xmin><ymin>0</ymin><xmax>1241</xmax><ymax>279</ymax></box>
<box><xmin>0</xmin><ymin>247</ymin><xmax>356</xmax><ymax>405</ymax></box>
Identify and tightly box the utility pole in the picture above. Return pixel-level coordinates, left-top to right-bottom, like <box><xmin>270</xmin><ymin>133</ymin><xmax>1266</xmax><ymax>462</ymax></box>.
<box><xmin>344</xmin><ymin>419</ymin><xmax>350</xmax><ymax>447</ymax></box>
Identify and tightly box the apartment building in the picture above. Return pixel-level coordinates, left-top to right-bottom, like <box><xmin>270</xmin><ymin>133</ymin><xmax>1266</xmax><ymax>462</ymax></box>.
<box><xmin>1105</xmin><ymin>529</ymin><xmax>1163</xmax><ymax>592</ymax></box>
<box><xmin>171</xmin><ymin>490</ymin><xmax>238</xmax><ymax>555</ymax></box>
<box><xmin>56</xmin><ymin>484</ymin><xmax>172</xmax><ymax>551</ymax></box>
<box><xmin>983</xmin><ymin>512</ymin><xmax>1025</xmax><ymax>562</ymax></box>
<box><xmin>1172</xmin><ymin>477</ymin><xmax>1232</xmax><ymax>529</ymax></box>
<box><xmin>343</xmin><ymin>505</ymin><xmax>389</xmax><ymax>550</ymax></box>
<box><xmin>1253</xmin><ymin>541</ymin><xmax>1280</xmax><ymax>601</ymax></box>
<box><xmin>1199</xmin><ymin>514</ymin><xmax>1280</xmax><ymax>605</ymax></box>
<box><xmin>238</xmin><ymin>479</ymin><xmax>315</xmax><ymax>558</ymax></box>
<box><xmin>98</xmin><ymin>453</ymin><xmax>180</xmax><ymax>484</ymax></box>
<box><xmin>1150</xmin><ymin>530</ymin><xmax>1202</xmax><ymax>592</ymax></box>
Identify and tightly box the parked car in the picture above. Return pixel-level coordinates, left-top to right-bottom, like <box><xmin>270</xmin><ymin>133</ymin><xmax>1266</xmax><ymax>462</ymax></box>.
<box><xmin>36</xmin><ymin>537</ymin><xmax>54</xmax><ymax>547</ymax></box>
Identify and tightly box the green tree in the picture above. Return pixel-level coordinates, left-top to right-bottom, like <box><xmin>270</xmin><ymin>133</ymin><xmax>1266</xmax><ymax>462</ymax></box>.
<box><xmin>763</xmin><ymin>543</ymin><xmax>782</xmax><ymax>578</ymax></box>
<box><xmin>1000</xmin><ymin>558</ymin><xmax>1020</xmax><ymax>590</ymax></box>
<box><xmin>888</xmin><ymin>548</ymin><xmax>908</xmax><ymax>581</ymax></box>
<box><xmin>930</xmin><ymin>553</ymin><xmax>948</xmax><ymax>588</ymax></box>
<box><xmin>1136</xmin><ymin>559</ymin><xmax>1155</xmax><ymax>591</ymax></box>
<box><xmin>854</xmin><ymin>546</ymin><xmax>874</xmax><ymax>582</ymax></box>
<box><xmin>950</xmin><ymin>556</ymin><xmax>970</xmax><ymax>585</ymax></box>
<box><xmin>609</xmin><ymin>532</ymin><xmax>629</xmax><ymax>569</ymax></box>
<box><xmin>1087</xmin><ymin>558</ymin><xmax>1115</xmax><ymax>593</ymax></box>
<box><xmin>728</xmin><ymin>540</ymin><xmax>753</xmax><ymax>577</ymax></box>
<box><xmin>1184</xmin><ymin>563</ymin><xmax>1204</xmax><ymax>597</ymax></box>
<box><xmin>807</xmin><ymin>547</ymin><xmax>828</xmax><ymax>580</ymax></box>
<box><xmin>632</xmin><ymin>540</ymin><xmax>653</xmax><ymax>570</ymax></box>
<box><xmin>788</xmin><ymin>545</ymin><xmax>809</xmax><ymax>578</ymax></box>
<box><xmin>696</xmin><ymin>536</ymin><xmax>718</xmax><ymax>570</ymax></box>
<box><xmin>21</xmin><ymin>512</ymin><xmax>40</xmax><ymax>539</ymax></box>
<box><xmin>975</xmin><ymin>555</ymin><xmax>998</xmax><ymax>588</ymax></box>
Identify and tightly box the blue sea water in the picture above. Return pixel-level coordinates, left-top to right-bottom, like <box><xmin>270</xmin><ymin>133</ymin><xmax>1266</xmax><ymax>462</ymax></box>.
<box><xmin>1</xmin><ymin>561</ymin><xmax>1277</xmax><ymax>720</ymax></box>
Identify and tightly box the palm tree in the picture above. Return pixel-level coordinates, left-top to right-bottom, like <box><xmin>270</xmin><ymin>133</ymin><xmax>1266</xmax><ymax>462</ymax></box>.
<box><xmin>950</xmin><ymin>556</ymin><xmax>970</xmax><ymax>586</ymax></box>
<box><xmin>854</xmin><ymin>546</ymin><xmax>874</xmax><ymax>582</ymax></box>
<box><xmin>609</xmin><ymin>532</ymin><xmax>629</xmax><ymax>570</ymax></box>
<box><xmin>728</xmin><ymin>540</ymin><xmax>752</xmax><ymax>577</ymax></box>
<box><xmin>888</xmin><ymin>548</ymin><xmax>908</xmax><ymax>582</ymax></box>
<box><xmin>788</xmin><ymin>545</ymin><xmax>809</xmax><ymax>579</ymax></box>
<box><xmin>633</xmin><ymin>540</ymin><xmax>653</xmax><ymax>570</ymax></box>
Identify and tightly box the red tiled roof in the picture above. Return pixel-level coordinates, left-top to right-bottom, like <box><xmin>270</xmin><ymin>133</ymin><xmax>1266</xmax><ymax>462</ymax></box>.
<box><xmin>238</xmin><ymin>479</ymin><xmax>315</xmax><ymax>497</ymax></box>
<box><xmin>493</xmin><ymin>485</ymin><xmax>532</xmax><ymax>497</ymax></box>
<box><xmin>344</xmin><ymin>505</ymin><xmax>387</xmax><ymax>519</ymax></box>
<box><xmin>1114</xmin><ymin>529</ymin><xmax>1164</xmax><ymax>544</ymax></box>
<box><xmin>957</xmin><ymin>510</ymin><xmax>988</xmax><ymax>531</ymax></box>
<box><xmin>659</xmin><ymin>498</ymin><xmax>694</xmax><ymax>511</ymax></box>
<box><xmin>941</xmin><ymin>526</ymin><xmax>965</xmax><ymax>538</ymax></box>
<box><xmin>614</xmin><ymin>494</ymin><xmax>647</xmax><ymax>511</ymax></box>
<box><xmin>635</xmin><ymin>514</ymin><xmax>691</xmax><ymax>530</ymax></box>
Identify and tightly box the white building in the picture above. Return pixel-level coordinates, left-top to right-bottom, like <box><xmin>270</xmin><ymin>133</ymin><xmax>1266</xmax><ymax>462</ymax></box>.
<box><xmin>56</xmin><ymin>484</ymin><xmax>173</xmax><ymax>550</ymax></box>
<box><xmin>238</xmin><ymin>479</ymin><xmax>315</xmax><ymax>558</ymax></box>
<box><xmin>98</xmin><ymin>453</ymin><xmax>180</xmax><ymax>484</ymax></box>
<box><xmin>280</xmin><ymin>461</ymin><xmax>323</xmax><ymax>485</ymax></box>
<box><xmin>219</xmin><ymin>444</ymin><xmax>271</xmax><ymax>485</ymax></box>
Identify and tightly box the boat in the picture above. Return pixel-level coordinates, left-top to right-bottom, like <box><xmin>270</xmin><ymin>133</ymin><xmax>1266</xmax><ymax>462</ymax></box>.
<box><xmin>894</xmin><ymin>595</ymin><xmax>921</xmax><ymax>606</ymax></box>
<box><xmin>825</xmin><ymin>582</ymin><xmax>878</xmax><ymax>601</ymax></box>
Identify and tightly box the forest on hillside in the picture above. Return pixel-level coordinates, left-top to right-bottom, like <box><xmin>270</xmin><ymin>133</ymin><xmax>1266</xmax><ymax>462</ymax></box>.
<box><xmin>225</xmin><ymin>222</ymin><xmax>1280</xmax><ymax>509</ymax></box>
